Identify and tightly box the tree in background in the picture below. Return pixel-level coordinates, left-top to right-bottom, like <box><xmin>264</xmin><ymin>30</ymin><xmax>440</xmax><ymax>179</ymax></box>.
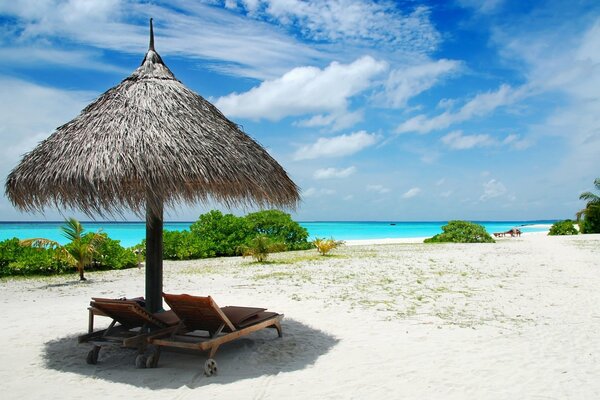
<box><xmin>424</xmin><ymin>221</ymin><xmax>495</xmax><ymax>243</ymax></box>
<box><xmin>245</xmin><ymin>209</ymin><xmax>311</xmax><ymax>250</ymax></box>
<box><xmin>576</xmin><ymin>178</ymin><xmax>600</xmax><ymax>233</ymax></box>
<box><xmin>21</xmin><ymin>218</ymin><xmax>105</xmax><ymax>280</ymax></box>
<box><xmin>190</xmin><ymin>210</ymin><xmax>252</xmax><ymax>257</ymax></box>
<box><xmin>548</xmin><ymin>220</ymin><xmax>578</xmax><ymax>236</ymax></box>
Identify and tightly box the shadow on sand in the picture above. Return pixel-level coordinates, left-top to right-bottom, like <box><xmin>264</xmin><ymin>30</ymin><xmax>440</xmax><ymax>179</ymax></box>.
<box><xmin>43</xmin><ymin>319</ymin><xmax>338</xmax><ymax>389</ymax></box>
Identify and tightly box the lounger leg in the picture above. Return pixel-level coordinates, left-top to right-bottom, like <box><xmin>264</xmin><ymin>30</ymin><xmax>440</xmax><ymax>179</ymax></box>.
<box><xmin>86</xmin><ymin>345</ymin><xmax>101</xmax><ymax>365</ymax></box>
<box><xmin>88</xmin><ymin>309</ymin><xmax>94</xmax><ymax>334</ymax></box>
<box><xmin>208</xmin><ymin>344</ymin><xmax>220</xmax><ymax>359</ymax></box>
<box><xmin>272</xmin><ymin>320</ymin><xmax>283</xmax><ymax>338</ymax></box>
<box><xmin>146</xmin><ymin>347</ymin><xmax>161</xmax><ymax>368</ymax></box>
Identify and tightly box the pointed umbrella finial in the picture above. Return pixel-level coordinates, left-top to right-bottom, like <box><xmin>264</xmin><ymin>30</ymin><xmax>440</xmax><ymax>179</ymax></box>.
<box><xmin>149</xmin><ymin>18</ymin><xmax>155</xmax><ymax>51</ymax></box>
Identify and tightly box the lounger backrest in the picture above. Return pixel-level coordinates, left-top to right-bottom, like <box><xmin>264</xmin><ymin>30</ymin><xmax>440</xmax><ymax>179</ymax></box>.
<box><xmin>90</xmin><ymin>298</ymin><xmax>167</xmax><ymax>329</ymax></box>
<box><xmin>163</xmin><ymin>293</ymin><xmax>236</xmax><ymax>332</ymax></box>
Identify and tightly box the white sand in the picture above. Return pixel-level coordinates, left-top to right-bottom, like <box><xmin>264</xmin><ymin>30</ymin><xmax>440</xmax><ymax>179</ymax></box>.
<box><xmin>1</xmin><ymin>233</ymin><xmax>599</xmax><ymax>399</ymax></box>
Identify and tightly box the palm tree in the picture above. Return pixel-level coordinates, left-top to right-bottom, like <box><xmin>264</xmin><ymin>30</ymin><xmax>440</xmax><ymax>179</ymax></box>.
<box><xmin>576</xmin><ymin>178</ymin><xmax>600</xmax><ymax>232</ymax></box>
<box><xmin>21</xmin><ymin>218</ymin><xmax>104</xmax><ymax>280</ymax></box>
<box><xmin>238</xmin><ymin>234</ymin><xmax>286</xmax><ymax>263</ymax></box>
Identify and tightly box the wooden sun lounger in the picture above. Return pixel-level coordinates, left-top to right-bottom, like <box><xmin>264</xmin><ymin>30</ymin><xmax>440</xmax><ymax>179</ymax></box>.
<box><xmin>493</xmin><ymin>229</ymin><xmax>522</xmax><ymax>238</ymax></box>
<box><xmin>146</xmin><ymin>293</ymin><xmax>283</xmax><ymax>376</ymax></box>
<box><xmin>78</xmin><ymin>297</ymin><xmax>179</xmax><ymax>367</ymax></box>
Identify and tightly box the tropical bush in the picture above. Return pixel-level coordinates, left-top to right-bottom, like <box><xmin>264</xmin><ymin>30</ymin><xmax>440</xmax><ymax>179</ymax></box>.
<box><xmin>580</xmin><ymin>205</ymin><xmax>600</xmax><ymax>234</ymax></box>
<box><xmin>20</xmin><ymin>218</ymin><xmax>105</xmax><ymax>280</ymax></box>
<box><xmin>88</xmin><ymin>233</ymin><xmax>138</xmax><ymax>269</ymax></box>
<box><xmin>424</xmin><ymin>221</ymin><xmax>495</xmax><ymax>243</ymax></box>
<box><xmin>190</xmin><ymin>210</ymin><xmax>253</xmax><ymax>257</ymax></box>
<box><xmin>161</xmin><ymin>230</ymin><xmax>210</xmax><ymax>260</ymax></box>
<box><xmin>0</xmin><ymin>238</ymin><xmax>69</xmax><ymax>277</ymax></box>
<box><xmin>548</xmin><ymin>220</ymin><xmax>578</xmax><ymax>236</ymax></box>
<box><xmin>577</xmin><ymin>178</ymin><xmax>600</xmax><ymax>233</ymax></box>
<box><xmin>245</xmin><ymin>210</ymin><xmax>312</xmax><ymax>250</ymax></box>
<box><xmin>313</xmin><ymin>237</ymin><xmax>344</xmax><ymax>255</ymax></box>
<box><xmin>238</xmin><ymin>234</ymin><xmax>286</xmax><ymax>262</ymax></box>
<box><xmin>159</xmin><ymin>209</ymin><xmax>312</xmax><ymax>260</ymax></box>
<box><xmin>1</xmin><ymin>219</ymin><xmax>138</xmax><ymax>278</ymax></box>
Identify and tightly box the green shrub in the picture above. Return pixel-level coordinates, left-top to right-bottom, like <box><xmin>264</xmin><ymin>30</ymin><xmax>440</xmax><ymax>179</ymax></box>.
<box><xmin>424</xmin><ymin>221</ymin><xmax>495</xmax><ymax>243</ymax></box>
<box><xmin>245</xmin><ymin>210</ymin><xmax>312</xmax><ymax>250</ymax></box>
<box><xmin>580</xmin><ymin>205</ymin><xmax>600</xmax><ymax>234</ymax></box>
<box><xmin>0</xmin><ymin>238</ymin><xmax>69</xmax><ymax>277</ymax></box>
<box><xmin>548</xmin><ymin>220</ymin><xmax>578</xmax><ymax>236</ymax></box>
<box><xmin>162</xmin><ymin>230</ymin><xmax>214</xmax><ymax>260</ymax></box>
<box><xmin>135</xmin><ymin>210</ymin><xmax>312</xmax><ymax>262</ymax></box>
<box><xmin>86</xmin><ymin>233</ymin><xmax>138</xmax><ymax>269</ymax></box>
<box><xmin>0</xmin><ymin>228</ymin><xmax>139</xmax><ymax>278</ymax></box>
<box><xmin>190</xmin><ymin>210</ymin><xmax>252</xmax><ymax>257</ymax></box>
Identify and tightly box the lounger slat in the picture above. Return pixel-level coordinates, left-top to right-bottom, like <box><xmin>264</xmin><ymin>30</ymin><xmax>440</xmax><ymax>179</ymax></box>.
<box><xmin>90</xmin><ymin>300</ymin><xmax>172</xmax><ymax>329</ymax></box>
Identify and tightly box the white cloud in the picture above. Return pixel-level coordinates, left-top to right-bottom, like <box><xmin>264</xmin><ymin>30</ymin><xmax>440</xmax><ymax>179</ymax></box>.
<box><xmin>436</xmin><ymin>178</ymin><xmax>446</xmax><ymax>186</ymax></box>
<box><xmin>491</xmin><ymin>14</ymin><xmax>600</xmax><ymax>177</ymax></box>
<box><xmin>229</xmin><ymin>0</ymin><xmax>440</xmax><ymax>54</ymax></box>
<box><xmin>440</xmin><ymin>190</ymin><xmax>452</xmax><ymax>198</ymax></box>
<box><xmin>293</xmin><ymin>131</ymin><xmax>378</xmax><ymax>161</ymax></box>
<box><xmin>397</xmin><ymin>84</ymin><xmax>522</xmax><ymax>134</ymax></box>
<box><xmin>457</xmin><ymin>0</ymin><xmax>504</xmax><ymax>14</ymax></box>
<box><xmin>313</xmin><ymin>166</ymin><xmax>357</xmax><ymax>180</ymax></box>
<box><xmin>441</xmin><ymin>130</ymin><xmax>495</xmax><ymax>149</ymax></box>
<box><xmin>367</xmin><ymin>184</ymin><xmax>390</xmax><ymax>194</ymax></box>
<box><xmin>0</xmin><ymin>47</ymin><xmax>128</xmax><ymax>73</ymax></box>
<box><xmin>0</xmin><ymin>0</ymin><xmax>322</xmax><ymax>80</ymax></box>
<box><xmin>215</xmin><ymin>56</ymin><xmax>387</xmax><ymax>124</ymax></box>
<box><xmin>0</xmin><ymin>78</ymin><xmax>95</xmax><ymax>157</ymax></box>
<box><xmin>441</xmin><ymin>130</ymin><xmax>530</xmax><ymax>150</ymax></box>
<box><xmin>0</xmin><ymin>78</ymin><xmax>96</xmax><ymax>218</ymax></box>
<box><xmin>502</xmin><ymin>133</ymin><xmax>530</xmax><ymax>150</ymax></box>
<box><xmin>303</xmin><ymin>187</ymin><xmax>336</xmax><ymax>198</ymax></box>
<box><xmin>379</xmin><ymin>59</ymin><xmax>461</xmax><ymax>108</ymax></box>
<box><xmin>296</xmin><ymin>110</ymin><xmax>364</xmax><ymax>132</ymax></box>
<box><xmin>480</xmin><ymin>179</ymin><xmax>507</xmax><ymax>201</ymax></box>
<box><xmin>402</xmin><ymin>187</ymin><xmax>421</xmax><ymax>199</ymax></box>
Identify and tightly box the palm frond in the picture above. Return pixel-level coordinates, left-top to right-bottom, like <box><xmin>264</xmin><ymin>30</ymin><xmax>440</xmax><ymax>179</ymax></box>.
<box><xmin>60</xmin><ymin>218</ymin><xmax>84</xmax><ymax>242</ymax></box>
<box><xmin>579</xmin><ymin>192</ymin><xmax>600</xmax><ymax>204</ymax></box>
<box><xmin>20</xmin><ymin>238</ymin><xmax>61</xmax><ymax>249</ymax></box>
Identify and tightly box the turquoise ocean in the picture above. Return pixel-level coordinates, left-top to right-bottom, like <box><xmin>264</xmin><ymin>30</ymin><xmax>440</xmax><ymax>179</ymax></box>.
<box><xmin>0</xmin><ymin>220</ymin><xmax>555</xmax><ymax>248</ymax></box>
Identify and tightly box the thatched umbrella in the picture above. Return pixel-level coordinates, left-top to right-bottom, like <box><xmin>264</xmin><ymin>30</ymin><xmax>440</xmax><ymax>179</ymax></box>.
<box><xmin>5</xmin><ymin>19</ymin><xmax>299</xmax><ymax>312</ymax></box>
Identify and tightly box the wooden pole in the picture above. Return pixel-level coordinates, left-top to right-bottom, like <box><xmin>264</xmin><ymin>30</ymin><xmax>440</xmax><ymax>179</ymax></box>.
<box><xmin>145</xmin><ymin>196</ymin><xmax>163</xmax><ymax>313</ymax></box>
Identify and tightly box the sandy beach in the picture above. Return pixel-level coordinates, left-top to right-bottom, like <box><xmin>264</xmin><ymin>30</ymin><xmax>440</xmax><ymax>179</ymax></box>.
<box><xmin>1</xmin><ymin>233</ymin><xmax>599</xmax><ymax>399</ymax></box>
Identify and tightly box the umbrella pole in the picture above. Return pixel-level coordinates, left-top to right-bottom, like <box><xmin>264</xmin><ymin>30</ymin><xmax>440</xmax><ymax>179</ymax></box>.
<box><xmin>145</xmin><ymin>197</ymin><xmax>163</xmax><ymax>313</ymax></box>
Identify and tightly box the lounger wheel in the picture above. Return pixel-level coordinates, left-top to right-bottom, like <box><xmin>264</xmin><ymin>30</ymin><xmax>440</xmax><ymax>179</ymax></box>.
<box><xmin>86</xmin><ymin>346</ymin><xmax>100</xmax><ymax>365</ymax></box>
<box><xmin>146</xmin><ymin>354</ymin><xmax>157</xmax><ymax>369</ymax></box>
<box><xmin>135</xmin><ymin>354</ymin><xmax>147</xmax><ymax>369</ymax></box>
<box><xmin>204</xmin><ymin>359</ymin><xmax>218</xmax><ymax>377</ymax></box>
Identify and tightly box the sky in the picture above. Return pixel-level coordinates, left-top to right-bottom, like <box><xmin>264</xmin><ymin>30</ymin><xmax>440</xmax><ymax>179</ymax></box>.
<box><xmin>0</xmin><ymin>0</ymin><xmax>599</xmax><ymax>222</ymax></box>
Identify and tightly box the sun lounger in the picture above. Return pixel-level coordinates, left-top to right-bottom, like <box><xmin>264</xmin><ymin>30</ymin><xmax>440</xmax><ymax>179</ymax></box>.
<box><xmin>78</xmin><ymin>297</ymin><xmax>179</xmax><ymax>366</ymax></box>
<box><xmin>493</xmin><ymin>228</ymin><xmax>522</xmax><ymax>238</ymax></box>
<box><xmin>146</xmin><ymin>293</ymin><xmax>283</xmax><ymax>376</ymax></box>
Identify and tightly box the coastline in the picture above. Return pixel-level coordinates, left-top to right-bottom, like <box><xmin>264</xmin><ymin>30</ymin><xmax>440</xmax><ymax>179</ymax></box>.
<box><xmin>344</xmin><ymin>230</ymin><xmax>549</xmax><ymax>246</ymax></box>
<box><xmin>0</xmin><ymin>220</ymin><xmax>554</xmax><ymax>247</ymax></box>
<box><xmin>2</xmin><ymin>233</ymin><xmax>599</xmax><ymax>399</ymax></box>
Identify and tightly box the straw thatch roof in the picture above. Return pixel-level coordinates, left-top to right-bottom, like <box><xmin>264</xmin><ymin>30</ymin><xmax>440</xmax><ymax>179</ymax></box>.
<box><xmin>5</xmin><ymin>21</ymin><xmax>299</xmax><ymax>217</ymax></box>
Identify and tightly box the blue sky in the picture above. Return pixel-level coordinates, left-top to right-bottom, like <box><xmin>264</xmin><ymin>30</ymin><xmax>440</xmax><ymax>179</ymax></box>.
<box><xmin>0</xmin><ymin>0</ymin><xmax>599</xmax><ymax>221</ymax></box>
